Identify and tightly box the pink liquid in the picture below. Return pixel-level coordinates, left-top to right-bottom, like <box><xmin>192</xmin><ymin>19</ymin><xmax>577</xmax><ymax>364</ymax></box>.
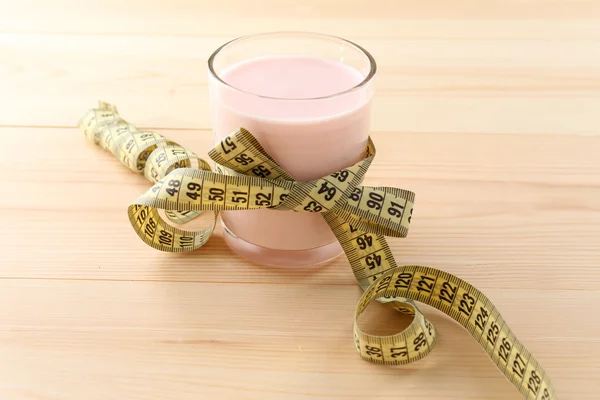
<box><xmin>210</xmin><ymin>55</ymin><xmax>373</xmax><ymax>266</ymax></box>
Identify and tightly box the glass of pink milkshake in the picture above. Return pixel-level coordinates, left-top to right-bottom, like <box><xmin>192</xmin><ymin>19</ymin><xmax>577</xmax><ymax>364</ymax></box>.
<box><xmin>208</xmin><ymin>32</ymin><xmax>376</xmax><ymax>267</ymax></box>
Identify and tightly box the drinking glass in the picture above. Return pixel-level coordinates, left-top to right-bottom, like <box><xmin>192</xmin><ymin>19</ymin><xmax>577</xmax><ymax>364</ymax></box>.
<box><xmin>207</xmin><ymin>32</ymin><xmax>376</xmax><ymax>267</ymax></box>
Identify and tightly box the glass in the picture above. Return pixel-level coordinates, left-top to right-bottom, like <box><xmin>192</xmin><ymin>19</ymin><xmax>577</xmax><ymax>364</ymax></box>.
<box><xmin>207</xmin><ymin>32</ymin><xmax>376</xmax><ymax>267</ymax></box>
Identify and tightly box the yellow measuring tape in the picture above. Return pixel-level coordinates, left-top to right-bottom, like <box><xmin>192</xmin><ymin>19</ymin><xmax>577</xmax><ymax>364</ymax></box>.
<box><xmin>79</xmin><ymin>101</ymin><xmax>557</xmax><ymax>400</ymax></box>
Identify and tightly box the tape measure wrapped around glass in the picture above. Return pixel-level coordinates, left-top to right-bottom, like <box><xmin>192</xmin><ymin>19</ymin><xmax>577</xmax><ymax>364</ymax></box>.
<box><xmin>78</xmin><ymin>101</ymin><xmax>557</xmax><ymax>400</ymax></box>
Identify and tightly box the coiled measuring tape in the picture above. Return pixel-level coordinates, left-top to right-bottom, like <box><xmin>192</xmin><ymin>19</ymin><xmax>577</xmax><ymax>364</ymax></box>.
<box><xmin>79</xmin><ymin>101</ymin><xmax>557</xmax><ymax>399</ymax></box>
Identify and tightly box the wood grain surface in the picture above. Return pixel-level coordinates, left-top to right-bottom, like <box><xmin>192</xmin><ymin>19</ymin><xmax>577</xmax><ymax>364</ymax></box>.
<box><xmin>1</xmin><ymin>1</ymin><xmax>599</xmax><ymax>399</ymax></box>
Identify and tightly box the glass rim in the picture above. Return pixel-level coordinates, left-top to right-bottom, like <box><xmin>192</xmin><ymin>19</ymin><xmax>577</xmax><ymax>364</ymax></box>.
<box><xmin>207</xmin><ymin>31</ymin><xmax>377</xmax><ymax>101</ymax></box>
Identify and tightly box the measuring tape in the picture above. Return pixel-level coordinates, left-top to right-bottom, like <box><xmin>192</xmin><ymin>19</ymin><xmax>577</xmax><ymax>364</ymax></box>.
<box><xmin>79</xmin><ymin>101</ymin><xmax>557</xmax><ymax>399</ymax></box>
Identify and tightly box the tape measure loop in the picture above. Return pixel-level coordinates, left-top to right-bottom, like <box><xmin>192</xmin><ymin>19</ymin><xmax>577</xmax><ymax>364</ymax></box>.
<box><xmin>79</xmin><ymin>101</ymin><xmax>558</xmax><ymax>400</ymax></box>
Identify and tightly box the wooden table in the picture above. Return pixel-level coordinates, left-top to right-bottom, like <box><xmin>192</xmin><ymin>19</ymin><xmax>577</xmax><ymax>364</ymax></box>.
<box><xmin>1</xmin><ymin>1</ymin><xmax>599</xmax><ymax>399</ymax></box>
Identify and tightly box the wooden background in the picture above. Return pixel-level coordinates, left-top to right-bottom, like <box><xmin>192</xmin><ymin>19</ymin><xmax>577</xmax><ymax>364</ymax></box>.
<box><xmin>1</xmin><ymin>1</ymin><xmax>599</xmax><ymax>399</ymax></box>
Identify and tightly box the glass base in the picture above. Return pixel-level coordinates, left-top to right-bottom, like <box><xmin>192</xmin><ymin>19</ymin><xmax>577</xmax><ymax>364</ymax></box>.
<box><xmin>221</xmin><ymin>219</ymin><xmax>344</xmax><ymax>268</ymax></box>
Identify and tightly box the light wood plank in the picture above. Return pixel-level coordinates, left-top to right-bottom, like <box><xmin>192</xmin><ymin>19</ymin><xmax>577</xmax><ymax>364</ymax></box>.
<box><xmin>1</xmin><ymin>128</ymin><xmax>598</xmax><ymax>292</ymax></box>
<box><xmin>0</xmin><ymin>279</ymin><xmax>594</xmax><ymax>399</ymax></box>
<box><xmin>2</xmin><ymin>33</ymin><xmax>600</xmax><ymax>132</ymax></box>
<box><xmin>3</xmin><ymin>0</ymin><xmax>600</xmax><ymax>37</ymax></box>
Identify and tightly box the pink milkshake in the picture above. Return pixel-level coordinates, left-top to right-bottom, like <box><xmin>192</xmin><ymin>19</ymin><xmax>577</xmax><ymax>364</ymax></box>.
<box><xmin>208</xmin><ymin>32</ymin><xmax>376</xmax><ymax>267</ymax></box>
